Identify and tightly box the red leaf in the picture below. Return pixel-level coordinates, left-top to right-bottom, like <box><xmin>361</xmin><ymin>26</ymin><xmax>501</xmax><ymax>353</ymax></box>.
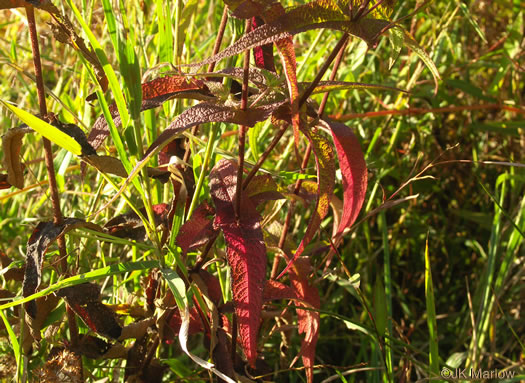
<box><xmin>56</xmin><ymin>283</ymin><xmax>122</xmax><ymax>339</ymax></box>
<box><xmin>210</xmin><ymin>159</ymin><xmax>267</xmax><ymax>367</ymax></box>
<box><xmin>23</xmin><ymin>219</ymin><xmax>102</xmax><ymax>318</ymax></box>
<box><xmin>88</xmin><ymin>76</ymin><xmax>212</xmax><ymax>151</ymax></box>
<box><xmin>263</xmin><ymin>280</ymin><xmax>298</xmax><ymax>301</ymax></box>
<box><xmin>289</xmin><ymin>258</ymin><xmax>320</xmax><ymax>383</ymax></box>
<box><xmin>277</xmin><ymin>128</ymin><xmax>335</xmax><ymax>279</ymax></box>
<box><xmin>251</xmin><ymin>17</ymin><xmax>276</xmax><ymax>72</ymax></box>
<box><xmin>176</xmin><ymin>201</ymin><xmax>217</xmax><ymax>256</ymax></box>
<box><xmin>321</xmin><ymin>119</ymin><xmax>367</xmax><ymax>237</ymax></box>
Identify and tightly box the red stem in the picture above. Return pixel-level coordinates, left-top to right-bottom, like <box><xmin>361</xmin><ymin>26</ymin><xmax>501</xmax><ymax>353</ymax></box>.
<box><xmin>25</xmin><ymin>4</ymin><xmax>80</xmax><ymax>348</ymax></box>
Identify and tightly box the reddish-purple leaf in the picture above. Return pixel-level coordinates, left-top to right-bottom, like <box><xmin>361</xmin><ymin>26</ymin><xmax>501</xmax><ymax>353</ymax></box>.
<box><xmin>252</xmin><ymin>16</ymin><xmax>276</xmax><ymax>72</ymax></box>
<box><xmin>289</xmin><ymin>258</ymin><xmax>320</xmax><ymax>383</ymax></box>
<box><xmin>23</xmin><ymin>219</ymin><xmax>102</xmax><ymax>318</ymax></box>
<box><xmin>99</xmin><ymin>101</ymin><xmax>285</xmax><ymax>212</ymax></box>
<box><xmin>176</xmin><ymin>201</ymin><xmax>217</xmax><ymax>256</ymax></box>
<box><xmin>321</xmin><ymin>119</ymin><xmax>367</xmax><ymax>237</ymax></box>
<box><xmin>277</xmin><ymin>128</ymin><xmax>335</xmax><ymax>279</ymax></box>
<box><xmin>263</xmin><ymin>280</ymin><xmax>298</xmax><ymax>301</ymax></box>
<box><xmin>56</xmin><ymin>283</ymin><xmax>122</xmax><ymax>339</ymax></box>
<box><xmin>144</xmin><ymin>269</ymin><xmax>160</xmax><ymax>311</ymax></box>
<box><xmin>210</xmin><ymin>159</ymin><xmax>267</xmax><ymax>367</ymax></box>
<box><xmin>88</xmin><ymin>76</ymin><xmax>213</xmax><ymax>150</ymax></box>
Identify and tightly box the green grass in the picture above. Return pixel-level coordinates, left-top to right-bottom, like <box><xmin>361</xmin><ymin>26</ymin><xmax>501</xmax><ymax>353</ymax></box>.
<box><xmin>1</xmin><ymin>0</ymin><xmax>524</xmax><ymax>382</ymax></box>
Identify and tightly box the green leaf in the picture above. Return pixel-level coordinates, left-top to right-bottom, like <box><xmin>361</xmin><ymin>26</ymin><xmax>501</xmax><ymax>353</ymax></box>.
<box><xmin>0</xmin><ymin>100</ymin><xmax>82</xmax><ymax>155</ymax></box>
<box><xmin>401</xmin><ymin>27</ymin><xmax>441</xmax><ymax>93</ymax></box>
<box><xmin>425</xmin><ymin>236</ymin><xmax>440</xmax><ymax>376</ymax></box>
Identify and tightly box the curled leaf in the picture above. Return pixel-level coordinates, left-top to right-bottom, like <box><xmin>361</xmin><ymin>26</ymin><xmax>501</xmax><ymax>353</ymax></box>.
<box><xmin>56</xmin><ymin>283</ymin><xmax>122</xmax><ymax>339</ymax></box>
<box><xmin>176</xmin><ymin>201</ymin><xmax>217</xmax><ymax>257</ymax></box>
<box><xmin>23</xmin><ymin>218</ymin><xmax>103</xmax><ymax>318</ymax></box>
<box><xmin>88</xmin><ymin>76</ymin><xmax>213</xmax><ymax>150</ymax></box>
<box><xmin>104</xmin><ymin>203</ymin><xmax>170</xmax><ymax>242</ymax></box>
<box><xmin>1</xmin><ymin>125</ymin><xmax>32</xmax><ymax>189</ymax></box>
<box><xmin>321</xmin><ymin>119</ymin><xmax>367</xmax><ymax>238</ymax></box>
<box><xmin>210</xmin><ymin>159</ymin><xmax>267</xmax><ymax>367</ymax></box>
<box><xmin>288</xmin><ymin>258</ymin><xmax>320</xmax><ymax>383</ymax></box>
<box><xmin>277</xmin><ymin>128</ymin><xmax>335</xmax><ymax>279</ymax></box>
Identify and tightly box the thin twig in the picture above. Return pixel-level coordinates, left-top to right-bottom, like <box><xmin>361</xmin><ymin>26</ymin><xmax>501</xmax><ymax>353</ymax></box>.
<box><xmin>25</xmin><ymin>4</ymin><xmax>80</xmax><ymax>348</ymax></box>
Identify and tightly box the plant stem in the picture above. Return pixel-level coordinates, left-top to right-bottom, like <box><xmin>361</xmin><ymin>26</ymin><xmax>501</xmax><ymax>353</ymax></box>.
<box><xmin>298</xmin><ymin>33</ymin><xmax>349</xmax><ymax>108</ymax></box>
<box><xmin>271</xmin><ymin>33</ymin><xmax>349</xmax><ymax>279</ymax></box>
<box><xmin>242</xmin><ymin>123</ymin><xmax>288</xmax><ymax>189</ymax></box>
<box><xmin>234</xmin><ymin>19</ymin><xmax>252</xmax><ymax>220</ymax></box>
<box><xmin>25</xmin><ymin>4</ymin><xmax>79</xmax><ymax>347</ymax></box>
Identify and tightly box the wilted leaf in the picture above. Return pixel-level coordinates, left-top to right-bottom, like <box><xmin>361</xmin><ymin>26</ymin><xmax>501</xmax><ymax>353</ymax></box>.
<box><xmin>277</xmin><ymin>128</ymin><xmax>335</xmax><ymax>279</ymax></box>
<box><xmin>321</xmin><ymin>119</ymin><xmax>367</xmax><ymax>238</ymax></box>
<box><xmin>104</xmin><ymin>203</ymin><xmax>170</xmax><ymax>242</ymax></box>
<box><xmin>176</xmin><ymin>201</ymin><xmax>217</xmax><ymax>256</ymax></box>
<box><xmin>88</xmin><ymin>76</ymin><xmax>213</xmax><ymax>150</ymax></box>
<box><xmin>125</xmin><ymin>332</ymin><xmax>166</xmax><ymax>383</ymax></box>
<box><xmin>56</xmin><ymin>283</ymin><xmax>122</xmax><ymax>339</ymax></box>
<box><xmin>34</xmin><ymin>347</ymin><xmax>83</xmax><ymax>383</ymax></box>
<box><xmin>288</xmin><ymin>258</ymin><xmax>320</xmax><ymax>383</ymax></box>
<box><xmin>23</xmin><ymin>295</ymin><xmax>60</xmax><ymax>352</ymax></box>
<box><xmin>1</xmin><ymin>125</ymin><xmax>32</xmax><ymax>189</ymax></box>
<box><xmin>210</xmin><ymin>159</ymin><xmax>267</xmax><ymax>367</ymax></box>
<box><xmin>37</xmin><ymin>1</ymin><xmax>108</xmax><ymax>94</ymax></box>
<box><xmin>23</xmin><ymin>219</ymin><xmax>102</xmax><ymax>318</ymax></box>
<box><xmin>83</xmin><ymin>154</ymin><xmax>128</xmax><ymax>177</ymax></box>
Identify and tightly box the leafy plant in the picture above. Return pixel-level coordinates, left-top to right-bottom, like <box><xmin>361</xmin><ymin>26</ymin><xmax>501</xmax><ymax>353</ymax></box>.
<box><xmin>1</xmin><ymin>0</ymin><xmax>523</xmax><ymax>382</ymax></box>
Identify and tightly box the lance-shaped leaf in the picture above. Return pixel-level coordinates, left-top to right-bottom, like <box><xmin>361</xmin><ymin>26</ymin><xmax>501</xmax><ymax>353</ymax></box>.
<box><xmin>400</xmin><ymin>27</ymin><xmax>440</xmax><ymax>93</ymax></box>
<box><xmin>176</xmin><ymin>201</ymin><xmax>217</xmax><ymax>256</ymax></box>
<box><xmin>23</xmin><ymin>218</ymin><xmax>102</xmax><ymax>318</ymax></box>
<box><xmin>56</xmin><ymin>283</ymin><xmax>122</xmax><ymax>339</ymax></box>
<box><xmin>320</xmin><ymin>119</ymin><xmax>367</xmax><ymax>237</ymax></box>
<box><xmin>100</xmin><ymin>101</ymin><xmax>285</xmax><ymax>212</ymax></box>
<box><xmin>288</xmin><ymin>258</ymin><xmax>320</xmax><ymax>383</ymax></box>
<box><xmin>0</xmin><ymin>101</ymin><xmax>83</xmax><ymax>155</ymax></box>
<box><xmin>277</xmin><ymin>128</ymin><xmax>335</xmax><ymax>279</ymax></box>
<box><xmin>209</xmin><ymin>159</ymin><xmax>267</xmax><ymax>367</ymax></box>
<box><xmin>1</xmin><ymin>125</ymin><xmax>32</xmax><ymax>189</ymax></box>
<box><xmin>275</xmin><ymin>37</ymin><xmax>302</xmax><ymax>150</ymax></box>
<box><xmin>88</xmin><ymin>76</ymin><xmax>213</xmax><ymax>150</ymax></box>
<box><xmin>252</xmin><ymin>16</ymin><xmax>276</xmax><ymax>72</ymax></box>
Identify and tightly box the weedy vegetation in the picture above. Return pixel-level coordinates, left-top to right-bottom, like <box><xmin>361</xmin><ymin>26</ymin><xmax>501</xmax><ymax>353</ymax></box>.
<box><xmin>0</xmin><ymin>0</ymin><xmax>523</xmax><ymax>382</ymax></box>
